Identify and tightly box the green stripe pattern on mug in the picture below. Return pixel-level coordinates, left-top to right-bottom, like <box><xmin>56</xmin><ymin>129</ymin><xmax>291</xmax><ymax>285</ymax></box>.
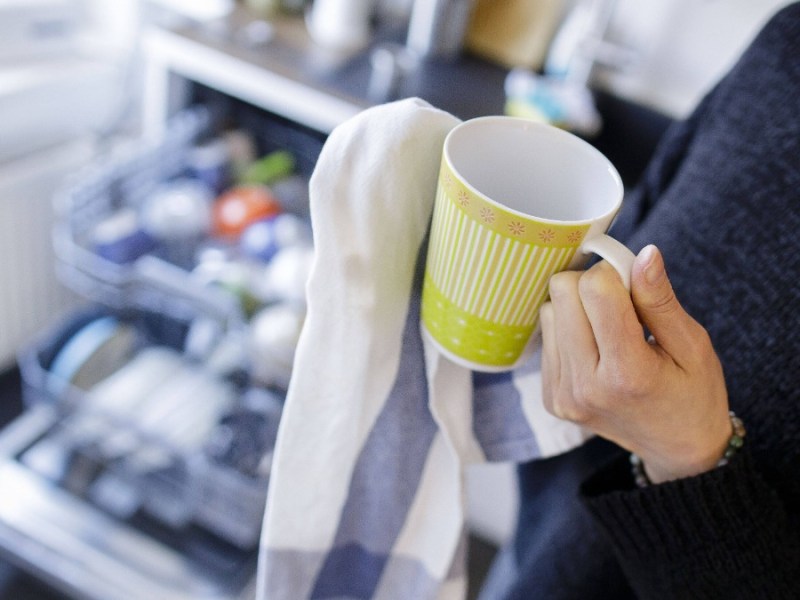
<box><xmin>422</xmin><ymin>158</ymin><xmax>590</xmax><ymax>368</ymax></box>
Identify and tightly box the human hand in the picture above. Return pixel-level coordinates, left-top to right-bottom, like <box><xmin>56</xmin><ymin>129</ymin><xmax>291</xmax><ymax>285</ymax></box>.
<box><xmin>539</xmin><ymin>245</ymin><xmax>731</xmax><ymax>484</ymax></box>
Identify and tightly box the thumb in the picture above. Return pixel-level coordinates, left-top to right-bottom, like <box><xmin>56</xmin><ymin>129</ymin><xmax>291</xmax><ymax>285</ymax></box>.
<box><xmin>631</xmin><ymin>245</ymin><xmax>698</xmax><ymax>358</ymax></box>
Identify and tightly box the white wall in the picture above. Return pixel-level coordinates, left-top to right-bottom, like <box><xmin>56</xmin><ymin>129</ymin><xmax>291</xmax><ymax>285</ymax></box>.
<box><xmin>75</xmin><ymin>0</ymin><xmax>141</xmax><ymax>55</ymax></box>
<box><xmin>599</xmin><ymin>0</ymin><xmax>794</xmax><ymax>117</ymax></box>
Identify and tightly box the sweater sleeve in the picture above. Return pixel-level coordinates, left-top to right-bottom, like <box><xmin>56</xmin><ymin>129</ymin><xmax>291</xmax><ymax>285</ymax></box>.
<box><xmin>579</xmin><ymin>7</ymin><xmax>800</xmax><ymax>596</ymax></box>
<box><xmin>580</xmin><ymin>449</ymin><xmax>800</xmax><ymax>599</ymax></box>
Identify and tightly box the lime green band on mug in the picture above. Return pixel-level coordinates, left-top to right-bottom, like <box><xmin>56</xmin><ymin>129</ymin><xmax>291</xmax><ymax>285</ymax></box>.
<box><xmin>422</xmin><ymin>274</ymin><xmax>537</xmax><ymax>368</ymax></box>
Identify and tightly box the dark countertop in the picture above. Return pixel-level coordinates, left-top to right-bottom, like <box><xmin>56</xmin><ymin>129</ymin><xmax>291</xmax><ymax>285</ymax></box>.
<box><xmin>146</xmin><ymin>7</ymin><xmax>508</xmax><ymax>130</ymax></box>
<box><xmin>161</xmin><ymin>8</ymin><xmax>671</xmax><ymax>188</ymax></box>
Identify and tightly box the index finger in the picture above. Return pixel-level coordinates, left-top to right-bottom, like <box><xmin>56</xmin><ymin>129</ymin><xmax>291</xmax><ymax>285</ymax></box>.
<box><xmin>578</xmin><ymin>261</ymin><xmax>651</xmax><ymax>360</ymax></box>
<box><xmin>548</xmin><ymin>270</ymin><xmax>599</xmax><ymax>369</ymax></box>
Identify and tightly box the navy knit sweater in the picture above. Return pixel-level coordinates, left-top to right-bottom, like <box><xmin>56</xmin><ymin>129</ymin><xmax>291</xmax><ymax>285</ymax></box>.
<box><xmin>495</xmin><ymin>5</ymin><xmax>800</xmax><ymax>600</ymax></box>
<box><xmin>579</xmin><ymin>4</ymin><xmax>800</xmax><ymax>598</ymax></box>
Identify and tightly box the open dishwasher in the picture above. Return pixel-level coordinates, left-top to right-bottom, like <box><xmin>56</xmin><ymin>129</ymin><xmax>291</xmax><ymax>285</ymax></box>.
<box><xmin>0</xmin><ymin>98</ymin><xmax>325</xmax><ymax>599</ymax></box>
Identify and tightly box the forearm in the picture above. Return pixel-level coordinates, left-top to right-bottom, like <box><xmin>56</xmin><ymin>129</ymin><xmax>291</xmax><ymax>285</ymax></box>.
<box><xmin>580</xmin><ymin>449</ymin><xmax>800</xmax><ymax>599</ymax></box>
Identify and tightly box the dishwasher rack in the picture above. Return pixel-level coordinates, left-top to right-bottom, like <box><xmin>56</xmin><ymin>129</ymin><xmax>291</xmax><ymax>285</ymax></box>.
<box><xmin>17</xmin><ymin>304</ymin><xmax>280</xmax><ymax>551</ymax></box>
<box><xmin>52</xmin><ymin>106</ymin><xmax>246</xmax><ymax>332</ymax></box>
<box><xmin>27</xmin><ymin>103</ymin><xmax>307</xmax><ymax>546</ymax></box>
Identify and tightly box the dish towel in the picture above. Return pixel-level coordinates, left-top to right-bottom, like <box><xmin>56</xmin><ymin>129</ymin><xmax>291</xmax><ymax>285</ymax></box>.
<box><xmin>257</xmin><ymin>98</ymin><xmax>591</xmax><ymax>599</ymax></box>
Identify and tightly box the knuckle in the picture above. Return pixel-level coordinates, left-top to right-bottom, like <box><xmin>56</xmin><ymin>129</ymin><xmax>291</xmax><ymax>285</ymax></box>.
<box><xmin>578</xmin><ymin>262</ymin><xmax>616</xmax><ymax>301</ymax></box>
<box><xmin>552</xmin><ymin>398</ymin><xmax>591</xmax><ymax>424</ymax></box>
<box><xmin>561</xmin><ymin>380</ymin><xmax>596</xmax><ymax>423</ymax></box>
<box><xmin>601</xmin><ymin>361</ymin><xmax>653</xmax><ymax>398</ymax></box>
<box><xmin>544</xmin><ymin>386</ymin><xmax>592</xmax><ymax>424</ymax></box>
<box><xmin>543</xmin><ymin>393</ymin><xmax>559</xmax><ymax>419</ymax></box>
<box><xmin>567</xmin><ymin>407</ymin><xmax>593</xmax><ymax>424</ymax></box>
<box><xmin>572</xmin><ymin>376</ymin><xmax>596</xmax><ymax>407</ymax></box>
<box><xmin>548</xmin><ymin>271</ymin><xmax>578</xmax><ymax>299</ymax></box>
<box><xmin>685</xmin><ymin>324</ymin><xmax>715</xmax><ymax>361</ymax></box>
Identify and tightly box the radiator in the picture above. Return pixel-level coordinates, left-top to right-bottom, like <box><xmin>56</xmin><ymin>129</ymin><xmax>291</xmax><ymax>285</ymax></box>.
<box><xmin>0</xmin><ymin>140</ymin><xmax>92</xmax><ymax>370</ymax></box>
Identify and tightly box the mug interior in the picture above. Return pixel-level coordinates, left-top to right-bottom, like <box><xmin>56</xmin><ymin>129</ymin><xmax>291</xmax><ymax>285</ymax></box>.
<box><xmin>445</xmin><ymin>118</ymin><xmax>622</xmax><ymax>222</ymax></box>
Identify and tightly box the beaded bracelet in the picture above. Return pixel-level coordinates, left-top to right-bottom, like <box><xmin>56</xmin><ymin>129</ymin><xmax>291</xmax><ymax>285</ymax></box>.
<box><xmin>630</xmin><ymin>411</ymin><xmax>746</xmax><ymax>488</ymax></box>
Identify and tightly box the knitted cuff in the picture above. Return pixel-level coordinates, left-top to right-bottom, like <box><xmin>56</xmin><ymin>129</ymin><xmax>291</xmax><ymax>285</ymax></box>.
<box><xmin>580</xmin><ymin>449</ymin><xmax>795</xmax><ymax>598</ymax></box>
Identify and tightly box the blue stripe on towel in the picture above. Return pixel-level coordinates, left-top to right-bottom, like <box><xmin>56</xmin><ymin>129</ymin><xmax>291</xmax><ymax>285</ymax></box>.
<box><xmin>311</xmin><ymin>543</ymin><xmax>387</xmax><ymax>599</ymax></box>
<box><xmin>472</xmin><ymin>371</ymin><xmax>539</xmax><ymax>461</ymax></box>
<box><xmin>311</xmin><ymin>250</ymin><xmax>438</xmax><ymax>598</ymax></box>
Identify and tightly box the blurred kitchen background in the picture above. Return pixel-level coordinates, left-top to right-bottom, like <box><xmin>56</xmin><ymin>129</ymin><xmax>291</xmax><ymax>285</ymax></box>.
<box><xmin>0</xmin><ymin>0</ymin><xmax>792</xmax><ymax>598</ymax></box>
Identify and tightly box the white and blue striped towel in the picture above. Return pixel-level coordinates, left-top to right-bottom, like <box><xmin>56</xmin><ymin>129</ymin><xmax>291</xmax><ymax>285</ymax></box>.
<box><xmin>257</xmin><ymin>98</ymin><xmax>590</xmax><ymax>599</ymax></box>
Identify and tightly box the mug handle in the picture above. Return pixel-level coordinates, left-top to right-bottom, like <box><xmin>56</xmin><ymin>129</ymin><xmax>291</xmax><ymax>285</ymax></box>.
<box><xmin>580</xmin><ymin>234</ymin><xmax>636</xmax><ymax>291</ymax></box>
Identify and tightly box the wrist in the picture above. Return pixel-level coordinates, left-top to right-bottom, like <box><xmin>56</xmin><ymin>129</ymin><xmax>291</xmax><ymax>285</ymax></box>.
<box><xmin>631</xmin><ymin>411</ymin><xmax>746</xmax><ymax>487</ymax></box>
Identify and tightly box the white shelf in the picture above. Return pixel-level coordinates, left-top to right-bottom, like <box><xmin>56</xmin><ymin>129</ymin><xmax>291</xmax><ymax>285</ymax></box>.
<box><xmin>141</xmin><ymin>14</ymin><xmax>368</xmax><ymax>138</ymax></box>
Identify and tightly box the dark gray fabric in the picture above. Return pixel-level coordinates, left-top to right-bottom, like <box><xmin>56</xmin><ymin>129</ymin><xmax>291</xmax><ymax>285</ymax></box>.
<box><xmin>488</xmin><ymin>4</ymin><xmax>800</xmax><ymax>599</ymax></box>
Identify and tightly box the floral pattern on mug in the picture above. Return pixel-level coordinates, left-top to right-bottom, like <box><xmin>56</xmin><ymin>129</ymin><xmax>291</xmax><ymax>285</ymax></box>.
<box><xmin>538</xmin><ymin>228</ymin><xmax>555</xmax><ymax>243</ymax></box>
<box><xmin>440</xmin><ymin>158</ymin><xmax>591</xmax><ymax>249</ymax></box>
<box><xmin>568</xmin><ymin>230</ymin><xmax>586</xmax><ymax>244</ymax></box>
<box><xmin>508</xmin><ymin>221</ymin><xmax>526</xmax><ymax>236</ymax></box>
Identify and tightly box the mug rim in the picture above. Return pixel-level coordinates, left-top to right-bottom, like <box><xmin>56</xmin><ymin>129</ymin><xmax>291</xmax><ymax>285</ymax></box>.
<box><xmin>443</xmin><ymin>116</ymin><xmax>624</xmax><ymax>226</ymax></box>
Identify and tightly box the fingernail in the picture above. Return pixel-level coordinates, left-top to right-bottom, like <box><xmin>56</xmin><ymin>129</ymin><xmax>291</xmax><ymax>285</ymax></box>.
<box><xmin>638</xmin><ymin>245</ymin><xmax>663</xmax><ymax>285</ymax></box>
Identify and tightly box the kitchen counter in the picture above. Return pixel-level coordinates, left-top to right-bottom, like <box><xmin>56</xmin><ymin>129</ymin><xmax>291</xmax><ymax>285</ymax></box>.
<box><xmin>142</xmin><ymin>7</ymin><xmax>509</xmax><ymax>137</ymax></box>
